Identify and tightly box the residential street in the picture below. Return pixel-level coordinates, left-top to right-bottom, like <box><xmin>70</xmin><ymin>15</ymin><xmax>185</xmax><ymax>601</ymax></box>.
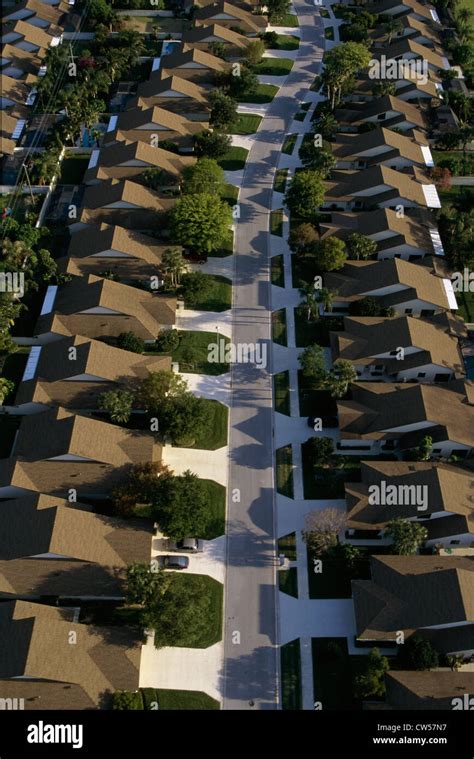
<box><xmin>222</xmin><ymin>2</ymin><xmax>325</xmax><ymax>709</ymax></box>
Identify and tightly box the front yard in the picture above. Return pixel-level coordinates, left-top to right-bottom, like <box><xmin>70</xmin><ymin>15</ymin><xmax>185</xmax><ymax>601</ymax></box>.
<box><xmin>191</xmin><ymin>399</ymin><xmax>228</xmax><ymax>450</ymax></box>
<box><xmin>281</xmin><ymin>639</ymin><xmax>302</xmax><ymax>709</ymax></box>
<box><xmin>167</xmin><ymin>330</ymin><xmax>230</xmax><ymax>375</ymax></box>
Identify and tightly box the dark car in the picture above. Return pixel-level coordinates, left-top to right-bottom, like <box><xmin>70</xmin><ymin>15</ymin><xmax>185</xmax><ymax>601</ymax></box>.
<box><xmin>161</xmin><ymin>555</ymin><xmax>189</xmax><ymax>570</ymax></box>
<box><xmin>183</xmin><ymin>250</ymin><xmax>207</xmax><ymax>264</ymax></box>
<box><xmin>307</xmin><ymin>415</ymin><xmax>339</xmax><ymax>429</ymax></box>
<box><xmin>165</xmin><ymin>538</ymin><xmax>203</xmax><ymax>553</ymax></box>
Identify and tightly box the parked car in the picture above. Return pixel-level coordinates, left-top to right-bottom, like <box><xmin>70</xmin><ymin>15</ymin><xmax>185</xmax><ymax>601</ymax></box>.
<box><xmin>165</xmin><ymin>538</ymin><xmax>203</xmax><ymax>553</ymax></box>
<box><xmin>161</xmin><ymin>555</ymin><xmax>189</xmax><ymax>570</ymax></box>
<box><xmin>307</xmin><ymin>415</ymin><xmax>338</xmax><ymax>429</ymax></box>
<box><xmin>183</xmin><ymin>249</ymin><xmax>207</xmax><ymax>264</ymax></box>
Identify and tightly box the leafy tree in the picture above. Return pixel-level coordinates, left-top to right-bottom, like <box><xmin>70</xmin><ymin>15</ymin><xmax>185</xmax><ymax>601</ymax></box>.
<box><xmin>182</xmin><ymin>158</ymin><xmax>225</xmax><ymax>197</ymax></box>
<box><xmin>162</xmin><ymin>392</ymin><xmax>213</xmax><ymax>447</ymax></box>
<box><xmin>349</xmin><ymin>297</ymin><xmax>395</xmax><ymax>317</ymax></box>
<box><xmin>285</xmin><ymin>170</ymin><xmax>325</xmax><ymax>220</ymax></box>
<box><xmin>382</xmin><ymin>18</ymin><xmax>403</xmax><ymax>44</ymax></box>
<box><xmin>170</xmin><ymin>194</ymin><xmax>232</xmax><ymax>253</ymax></box>
<box><xmin>117</xmin><ymin>332</ymin><xmax>146</xmax><ymax>354</ymax></box>
<box><xmin>397</xmin><ymin>636</ymin><xmax>440</xmax><ymax>671</ymax></box>
<box><xmin>346</xmin><ymin>233</ymin><xmax>377</xmax><ymax>260</ymax></box>
<box><xmin>299</xmin><ymin>139</ymin><xmax>336</xmax><ymax>177</ymax></box>
<box><xmin>142</xmin><ymin>167</ymin><xmax>174</xmax><ymax>190</ymax></box>
<box><xmin>313</xmin><ymin>112</ymin><xmax>339</xmax><ymax>141</ymax></box>
<box><xmin>312</xmin><ymin>237</ymin><xmax>347</xmax><ymax>271</ymax></box>
<box><xmin>179</xmin><ymin>271</ymin><xmax>212</xmax><ymax>305</ymax></box>
<box><xmin>315</xmin><ymin>287</ymin><xmax>335</xmax><ymax>313</ymax></box>
<box><xmin>226</xmin><ymin>65</ymin><xmax>259</xmax><ymax>97</ymax></box>
<box><xmin>406</xmin><ymin>435</ymin><xmax>433</xmax><ymax>462</ymax></box>
<box><xmin>386</xmin><ymin>519</ymin><xmax>428</xmax><ymax>555</ymax></box>
<box><xmin>99</xmin><ymin>389</ymin><xmax>134</xmax><ymax>423</ymax></box>
<box><xmin>245</xmin><ymin>38</ymin><xmax>266</xmax><ymax>65</ymax></box>
<box><xmin>161</xmin><ymin>247</ymin><xmax>187</xmax><ymax>288</ymax></box>
<box><xmin>372</xmin><ymin>81</ymin><xmax>396</xmax><ymax>97</ymax></box>
<box><xmin>113</xmin><ymin>461</ymin><xmax>173</xmax><ymax>517</ymax></box>
<box><xmin>148</xmin><ymin>469</ymin><xmax>211</xmax><ymax>537</ymax></box>
<box><xmin>289</xmin><ymin>223</ymin><xmax>319</xmax><ymax>254</ymax></box>
<box><xmin>305</xmin><ymin>436</ymin><xmax>334</xmax><ymax>466</ymax></box>
<box><xmin>126</xmin><ymin>562</ymin><xmax>170</xmax><ymax>606</ymax></box>
<box><xmin>209</xmin><ymin>41</ymin><xmax>227</xmax><ymax>59</ymax></box>
<box><xmin>113</xmin><ymin>691</ymin><xmax>143</xmax><ymax>710</ymax></box>
<box><xmin>299</xmin><ymin>344</ymin><xmax>327</xmax><ymax>382</ymax></box>
<box><xmin>0</xmin><ymin>378</ymin><xmax>15</xmax><ymax>405</ymax></box>
<box><xmin>321</xmin><ymin>42</ymin><xmax>371</xmax><ymax>109</ymax></box>
<box><xmin>209</xmin><ymin>91</ymin><xmax>237</xmax><ymax>130</ymax></box>
<box><xmin>144</xmin><ymin>574</ymin><xmax>212</xmax><ymax>648</ymax></box>
<box><xmin>267</xmin><ymin>0</ymin><xmax>291</xmax><ymax>23</ymax></box>
<box><xmin>260</xmin><ymin>31</ymin><xmax>279</xmax><ymax>48</ymax></box>
<box><xmin>354</xmin><ymin>648</ymin><xmax>390</xmax><ymax>699</ymax></box>
<box><xmin>138</xmin><ymin>370</ymin><xmax>188</xmax><ymax>412</ymax></box>
<box><xmin>195</xmin><ymin>129</ymin><xmax>232</xmax><ymax>158</ymax></box>
<box><xmin>302</xmin><ymin>505</ymin><xmax>346</xmax><ymax>554</ymax></box>
<box><xmin>326</xmin><ymin>358</ymin><xmax>357</xmax><ymax>398</ymax></box>
<box><xmin>156</xmin><ymin>329</ymin><xmax>180</xmax><ymax>353</ymax></box>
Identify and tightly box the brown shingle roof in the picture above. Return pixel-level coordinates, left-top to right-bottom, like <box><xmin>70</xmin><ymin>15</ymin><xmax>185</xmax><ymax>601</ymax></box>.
<box><xmin>159</xmin><ymin>44</ymin><xmax>231</xmax><ymax>73</ymax></box>
<box><xmin>183</xmin><ymin>22</ymin><xmax>250</xmax><ymax>48</ymax></box>
<box><xmin>194</xmin><ymin>1</ymin><xmax>267</xmax><ymax>32</ymax></box>
<box><xmin>137</xmin><ymin>72</ymin><xmax>210</xmax><ymax>102</ymax></box>
<box><xmin>81</xmin><ymin>179</ymin><xmax>167</xmax><ymax>212</ymax></box>
<box><xmin>385</xmin><ymin>670</ymin><xmax>474</xmax><ymax>710</ymax></box>
<box><xmin>3</xmin><ymin>0</ymin><xmax>64</xmax><ymax>26</ymax></box>
<box><xmin>1</xmin><ymin>19</ymin><xmax>57</xmax><ymax>49</ymax></box>
<box><xmin>84</xmin><ymin>140</ymin><xmax>196</xmax><ymax>184</ymax></box>
<box><xmin>332</xmin><ymin>127</ymin><xmax>428</xmax><ymax>166</ymax></box>
<box><xmin>1</xmin><ymin>43</ymin><xmax>46</xmax><ymax>74</ymax></box>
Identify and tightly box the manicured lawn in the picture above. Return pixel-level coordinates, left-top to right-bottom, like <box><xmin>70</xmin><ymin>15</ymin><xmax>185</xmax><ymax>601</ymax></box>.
<box><xmin>270</xmin><ymin>209</ymin><xmax>284</xmax><ymax>236</ymax></box>
<box><xmin>210</xmin><ymin>229</ymin><xmax>234</xmax><ymax>258</ymax></box>
<box><xmin>276</xmin><ymin>444</ymin><xmax>293</xmax><ymax>498</ymax></box>
<box><xmin>432</xmin><ymin>149</ymin><xmax>474</xmax><ymax>175</ymax></box>
<box><xmin>155</xmin><ymin>573</ymin><xmax>223</xmax><ymax>649</ymax></box>
<box><xmin>199</xmin><ymin>479</ymin><xmax>226</xmax><ymax>539</ymax></box>
<box><xmin>141</xmin><ymin>688</ymin><xmax>220</xmax><ymax>710</ymax></box>
<box><xmin>278</xmin><ymin>13</ymin><xmax>299</xmax><ymax>26</ymax></box>
<box><xmin>58</xmin><ymin>156</ymin><xmax>89</xmax><ymax>184</ymax></box>
<box><xmin>236</xmin><ymin>83</ymin><xmax>279</xmax><ymax>103</ymax></box>
<box><xmin>457</xmin><ymin>290</ymin><xmax>474</xmax><ymax>322</ymax></box>
<box><xmin>0</xmin><ymin>348</ymin><xmax>29</xmax><ymax>403</ymax></box>
<box><xmin>274</xmin><ymin>168</ymin><xmax>288</xmax><ymax>193</ymax></box>
<box><xmin>217</xmin><ymin>147</ymin><xmax>248</xmax><ymax>171</ymax></box>
<box><xmin>252</xmin><ymin>57</ymin><xmax>294</xmax><ymax>76</ymax></box>
<box><xmin>272</xmin><ymin>308</ymin><xmax>287</xmax><ymax>345</ymax></box>
<box><xmin>270</xmin><ymin>34</ymin><xmax>300</xmax><ymax>50</ymax></box>
<box><xmin>232</xmin><ymin>113</ymin><xmax>262</xmax><ymax>135</ymax></box>
<box><xmin>182</xmin><ymin>274</ymin><xmax>232</xmax><ymax>311</ymax></box>
<box><xmin>324</xmin><ymin>27</ymin><xmax>335</xmax><ymax>40</ymax></box>
<box><xmin>279</xmin><ymin>568</ymin><xmax>298</xmax><ymax>597</ymax></box>
<box><xmin>281</xmin><ymin>640</ymin><xmax>302</xmax><ymax>710</ymax></box>
<box><xmin>439</xmin><ymin>186</ymin><xmax>474</xmax><ymax>208</ymax></box>
<box><xmin>191</xmin><ymin>399</ymin><xmax>228</xmax><ymax>450</ymax></box>
<box><xmin>278</xmin><ymin>532</ymin><xmax>297</xmax><ymax>561</ymax></box>
<box><xmin>222</xmin><ymin>183</ymin><xmax>239</xmax><ymax>206</ymax></box>
<box><xmin>0</xmin><ymin>415</ymin><xmax>20</xmax><ymax>458</ymax></box>
<box><xmin>282</xmin><ymin>133</ymin><xmax>297</xmax><ymax>154</ymax></box>
<box><xmin>168</xmin><ymin>330</ymin><xmax>230</xmax><ymax>375</ymax></box>
<box><xmin>271</xmin><ymin>254</ymin><xmax>285</xmax><ymax>287</ymax></box>
<box><xmin>312</xmin><ymin>638</ymin><xmax>363</xmax><ymax>710</ymax></box>
<box><xmin>274</xmin><ymin>370</ymin><xmax>290</xmax><ymax>415</ymax></box>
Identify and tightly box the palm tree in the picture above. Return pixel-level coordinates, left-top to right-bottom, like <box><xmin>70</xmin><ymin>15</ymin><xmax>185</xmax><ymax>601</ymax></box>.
<box><xmin>300</xmin><ymin>283</ymin><xmax>319</xmax><ymax>322</ymax></box>
<box><xmin>315</xmin><ymin>287</ymin><xmax>335</xmax><ymax>314</ymax></box>
<box><xmin>382</xmin><ymin>18</ymin><xmax>403</xmax><ymax>45</ymax></box>
<box><xmin>162</xmin><ymin>248</ymin><xmax>188</xmax><ymax>288</ymax></box>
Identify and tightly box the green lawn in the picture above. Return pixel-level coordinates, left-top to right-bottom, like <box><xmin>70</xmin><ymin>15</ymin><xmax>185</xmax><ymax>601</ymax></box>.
<box><xmin>281</xmin><ymin>640</ymin><xmax>302</xmax><ymax>710</ymax></box>
<box><xmin>0</xmin><ymin>348</ymin><xmax>29</xmax><ymax>403</ymax></box>
<box><xmin>58</xmin><ymin>156</ymin><xmax>89</xmax><ymax>184</ymax></box>
<box><xmin>457</xmin><ymin>290</ymin><xmax>474</xmax><ymax>322</ymax></box>
<box><xmin>232</xmin><ymin>113</ymin><xmax>262</xmax><ymax>135</ymax></box>
<box><xmin>274</xmin><ymin>370</ymin><xmax>290</xmax><ymax>415</ymax></box>
<box><xmin>276</xmin><ymin>444</ymin><xmax>294</xmax><ymax>498</ymax></box>
<box><xmin>252</xmin><ymin>57</ymin><xmax>294</xmax><ymax>76</ymax></box>
<box><xmin>141</xmin><ymin>688</ymin><xmax>220</xmax><ymax>710</ymax></box>
<box><xmin>169</xmin><ymin>330</ymin><xmax>230</xmax><ymax>375</ymax></box>
<box><xmin>269</xmin><ymin>34</ymin><xmax>300</xmax><ymax>50</ymax></box>
<box><xmin>210</xmin><ymin>229</ymin><xmax>234</xmax><ymax>258</ymax></box>
<box><xmin>282</xmin><ymin>133</ymin><xmax>297</xmax><ymax>154</ymax></box>
<box><xmin>217</xmin><ymin>147</ymin><xmax>249</xmax><ymax>171</ymax></box>
<box><xmin>271</xmin><ymin>254</ymin><xmax>285</xmax><ymax>287</ymax></box>
<box><xmin>324</xmin><ymin>27</ymin><xmax>335</xmax><ymax>40</ymax></box>
<box><xmin>274</xmin><ymin>168</ymin><xmax>288</xmax><ymax>193</ymax></box>
<box><xmin>278</xmin><ymin>13</ymin><xmax>299</xmax><ymax>26</ymax></box>
<box><xmin>154</xmin><ymin>573</ymin><xmax>223</xmax><ymax>649</ymax></box>
<box><xmin>270</xmin><ymin>209</ymin><xmax>284</xmax><ymax>236</ymax></box>
<box><xmin>272</xmin><ymin>308</ymin><xmax>287</xmax><ymax>345</ymax></box>
<box><xmin>236</xmin><ymin>83</ymin><xmax>279</xmax><ymax>103</ymax></box>
<box><xmin>278</xmin><ymin>532</ymin><xmax>297</xmax><ymax>561</ymax></box>
<box><xmin>222</xmin><ymin>183</ymin><xmax>239</xmax><ymax>206</ymax></box>
<box><xmin>191</xmin><ymin>399</ymin><xmax>228</xmax><ymax>450</ymax></box>
<box><xmin>432</xmin><ymin>149</ymin><xmax>474</xmax><ymax>176</ymax></box>
<box><xmin>199</xmin><ymin>479</ymin><xmax>226</xmax><ymax>539</ymax></box>
<box><xmin>182</xmin><ymin>274</ymin><xmax>232</xmax><ymax>311</ymax></box>
<box><xmin>279</xmin><ymin>568</ymin><xmax>298</xmax><ymax>597</ymax></box>
<box><xmin>0</xmin><ymin>415</ymin><xmax>20</xmax><ymax>458</ymax></box>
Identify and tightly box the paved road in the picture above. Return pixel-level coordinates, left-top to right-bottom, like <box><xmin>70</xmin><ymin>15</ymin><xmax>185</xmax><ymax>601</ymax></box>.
<box><xmin>222</xmin><ymin>2</ymin><xmax>325</xmax><ymax>710</ymax></box>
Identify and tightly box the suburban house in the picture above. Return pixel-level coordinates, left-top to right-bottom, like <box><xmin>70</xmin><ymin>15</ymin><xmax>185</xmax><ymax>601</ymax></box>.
<box><xmin>2</xmin><ymin>0</ymin><xmax>65</xmax><ymax>29</ymax></box>
<box><xmin>135</xmin><ymin>73</ymin><xmax>211</xmax><ymax>119</ymax></box>
<box><xmin>0</xmin><ymin>72</ymin><xmax>37</xmax><ymax>111</ymax></box>
<box><xmin>344</xmin><ymin>460</ymin><xmax>474</xmax><ymax>547</ymax></box>
<box><xmin>372</xmin><ymin>14</ymin><xmax>443</xmax><ymax>48</ymax></box>
<box><xmin>370</xmin><ymin>0</ymin><xmax>442</xmax><ymax>25</ymax></box>
<box><xmin>82</xmin><ymin>140</ymin><xmax>195</xmax><ymax>186</ymax></box>
<box><xmin>372</xmin><ymin>38</ymin><xmax>449</xmax><ymax>78</ymax></box>
<box><xmin>331</xmin><ymin>127</ymin><xmax>433</xmax><ymax>171</ymax></box>
<box><xmin>60</xmin><ymin>222</ymin><xmax>171</xmax><ymax>282</ymax></box>
<box><xmin>0</xmin><ymin>406</ymin><xmax>162</xmax><ymax>498</ymax></box>
<box><xmin>103</xmin><ymin>104</ymin><xmax>206</xmax><ymax>152</ymax></box>
<box><xmin>352</xmin><ymin>555</ymin><xmax>474</xmax><ymax>655</ymax></box>
<box><xmin>349</xmin><ymin>70</ymin><xmax>443</xmax><ymax>103</ymax></box>
<box><xmin>157</xmin><ymin>44</ymin><xmax>231</xmax><ymax>83</ymax></box>
<box><xmin>1</xmin><ymin>43</ymin><xmax>46</xmax><ymax>78</ymax></box>
<box><xmin>0</xmin><ymin>492</ymin><xmax>153</xmax><ymax>599</ymax></box>
<box><xmin>0</xmin><ymin>600</ymin><xmax>141</xmax><ymax>708</ymax></box>
<box><xmin>335</xmin><ymin>95</ymin><xmax>429</xmax><ymax>134</ymax></box>
<box><xmin>182</xmin><ymin>23</ymin><xmax>251</xmax><ymax>56</ymax></box>
<box><xmin>336</xmin><ymin>379</ymin><xmax>474</xmax><ymax>456</ymax></box>
<box><xmin>322</xmin><ymin>166</ymin><xmax>441</xmax><ymax>212</ymax></box>
<box><xmin>1</xmin><ymin>18</ymin><xmax>62</xmax><ymax>51</ymax></box>
<box><xmin>324</xmin><ymin>258</ymin><xmax>457</xmax><ymax>316</ymax></box>
<box><xmin>383</xmin><ymin>671</ymin><xmax>474</xmax><ymax>710</ymax></box>
<box><xmin>33</xmin><ymin>274</ymin><xmax>176</xmax><ymax>343</ymax></box>
<box><xmin>70</xmin><ymin>178</ymin><xmax>174</xmax><ymax>231</ymax></box>
<box><xmin>321</xmin><ymin>208</ymin><xmax>443</xmax><ymax>259</ymax></box>
<box><xmin>329</xmin><ymin>315</ymin><xmax>465</xmax><ymax>382</ymax></box>
<box><xmin>193</xmin><ymin>1</ymin><xmax>267</xmax><ymax>35</ymax></box>
<box><xmin>13</xmin><ymin>334</ymin><xmax>172</xmax><ymax>412</ymax></box>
